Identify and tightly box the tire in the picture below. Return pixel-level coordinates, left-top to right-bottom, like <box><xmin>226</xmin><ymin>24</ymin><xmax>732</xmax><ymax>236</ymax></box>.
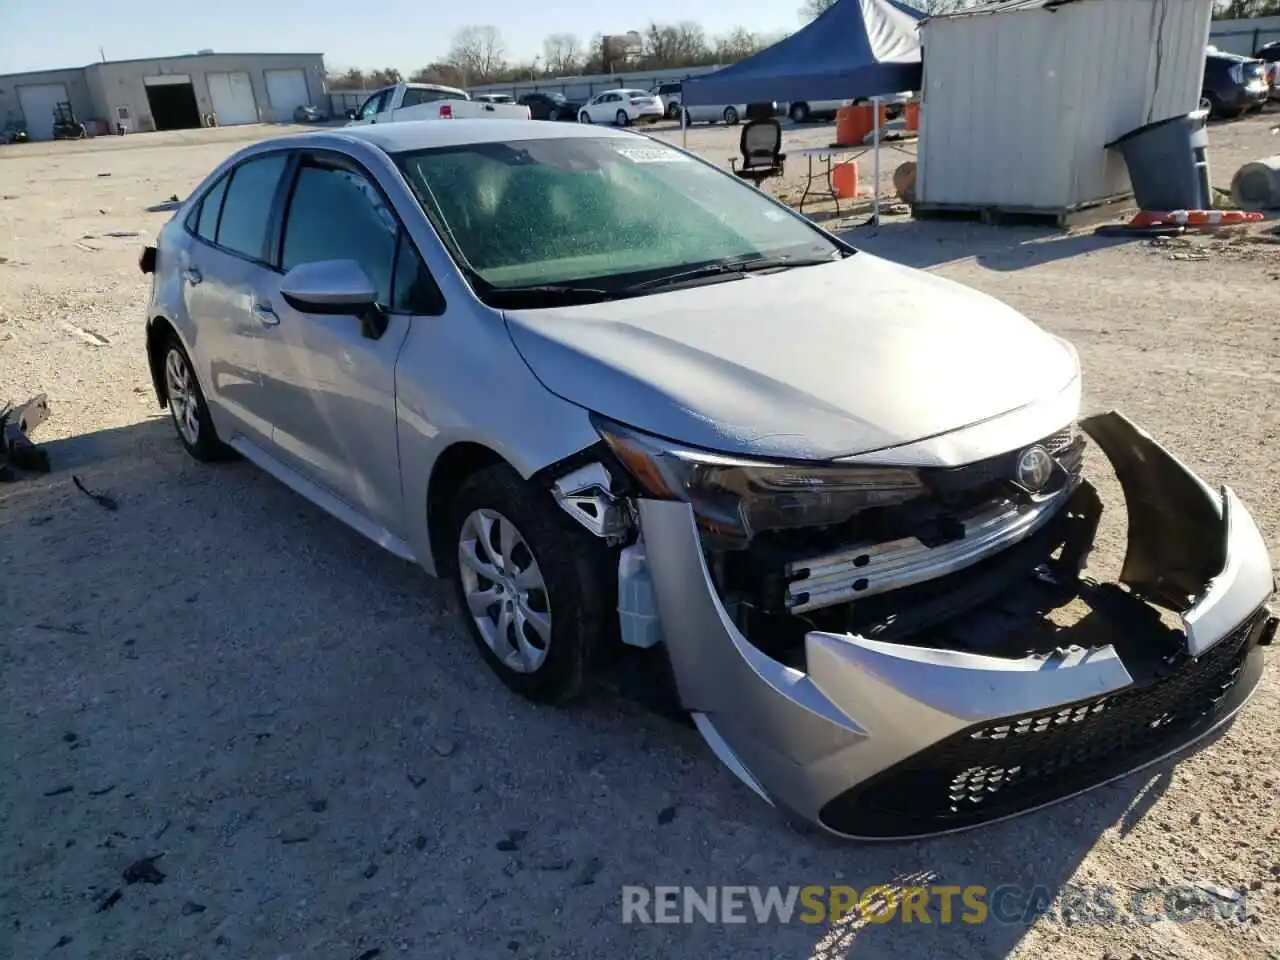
<box><xmin>449</xmin><ymin>464</ymin><xmax>612</xmax><ymax>704</ymax></box>
<box><xmin>579</xmin><ymin>111</ymin><xmax>591</xmax><ymax>124</ymax></box>
<box><xmin>723</xmin><ymin>106</ymin><xmax>739</xmax><ymax>125</ymax></box>
<box><xmin>1201</xmin><ymin>91</ymin><xmax>1225</xmax><ymax>120</ymax></box>
<box><xmin>789</xmin><ymin>101</ymin><xmax>810</xmax><ymax>123</ymax></box>
<box><xmin>615</xmin><ymin>109</ymin><xmax>630</xmax><ymax>127</ymax></box>
<box><xmin>160</xmin><ymin>334</ymin><xmax>234</xmax><ymax>462</ymax></box>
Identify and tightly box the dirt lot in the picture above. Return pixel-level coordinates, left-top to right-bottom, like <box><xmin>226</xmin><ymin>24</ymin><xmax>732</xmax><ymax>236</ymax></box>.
<box><xmin>1</xmin><ymin>115</ymin><xmax>1278</xmax><ymax>960</ymax></box>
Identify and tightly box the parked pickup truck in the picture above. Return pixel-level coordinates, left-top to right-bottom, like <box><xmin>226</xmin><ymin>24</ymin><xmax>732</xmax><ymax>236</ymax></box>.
<box><xmin>345</xmin><ymin>82</ymin><xmax>531</xmax><ymax>125</ymax></box>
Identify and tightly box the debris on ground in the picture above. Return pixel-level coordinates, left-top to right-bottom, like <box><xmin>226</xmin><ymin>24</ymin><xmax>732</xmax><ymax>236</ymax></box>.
<box><xmin>573</xmin><ymin>857</ymin><xmax>603</xmax><ymax>887</ymax></box>
<box><xmin>1</xmin><ymin>394</ymin><xmax>51</xmax><ymax>480</ymax></box>
<box><xmin>146</xmin><ymin>194</ymin><xmax>183</xmax><ymax>213</ymax></box>
<box><xmin>62</xmin><ymin>322</ymin><xmax>110</xmax><ymax>345</ymax></box>
<box><xmin>122</xmin><ymin>855</ymin><xmax>166</xmax><ymax>885</ymax></box>
<box><xmin>72</xmin><ymin>475</ymin><xmax>119</xmax><ymax>511</ymax></box>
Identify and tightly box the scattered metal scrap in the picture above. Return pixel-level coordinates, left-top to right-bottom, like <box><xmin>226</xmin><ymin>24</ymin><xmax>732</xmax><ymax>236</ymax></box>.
<box><xmin>0</xmin><ymin>393</ymin><xmax>51</xmax><ymax>481</ymax></box>
<box><xmin>62</xmin><ymin>322</ymin><xmax>110</xmax><ymax>346</ymax></box>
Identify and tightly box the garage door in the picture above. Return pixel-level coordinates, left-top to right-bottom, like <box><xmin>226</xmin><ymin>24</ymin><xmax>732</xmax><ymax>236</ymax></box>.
<box><xmin>17</xmin><ymin>83</ymin><xmax>69</xmax><ymax>141</ymax></box>
<box><xmin>206</xmin><ymin>71</ymin><xmax>258</xmax><ymax>125</ymax></box>
<box><xmin>265</xmin><ymin>69</ymin><xmax>311</xmax><ymax>120</ymax></box>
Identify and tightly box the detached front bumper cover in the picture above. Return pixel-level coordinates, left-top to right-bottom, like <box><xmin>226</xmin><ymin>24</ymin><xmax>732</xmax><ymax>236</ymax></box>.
<box><xmin>639</xmin><ymin>411</ymin><xmax>1277</xmax><ymax>839</ymax></box>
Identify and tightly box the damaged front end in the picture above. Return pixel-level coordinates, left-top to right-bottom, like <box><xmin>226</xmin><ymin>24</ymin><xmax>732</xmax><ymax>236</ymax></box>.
<box><xmin>551</xmin><ymin>412</ymin><xmax>1276</xmax><ymax>839</ymax></box>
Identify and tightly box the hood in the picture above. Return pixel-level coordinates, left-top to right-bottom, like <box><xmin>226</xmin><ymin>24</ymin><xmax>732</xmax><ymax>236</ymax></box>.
<box><xmin>502</xmin><ymin>253</ymin><xmax>1079</xmax><ymax>461</ymax></box>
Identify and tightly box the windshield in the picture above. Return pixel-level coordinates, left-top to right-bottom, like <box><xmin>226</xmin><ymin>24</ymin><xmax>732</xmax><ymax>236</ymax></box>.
<box><xmin>394</xmin><ymin>137</ymin><xmax>844</xmax><ymax>300</ymax></box>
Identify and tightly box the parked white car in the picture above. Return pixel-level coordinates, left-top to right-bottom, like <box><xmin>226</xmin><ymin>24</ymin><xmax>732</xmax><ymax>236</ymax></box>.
<box><xmin>347</xmin><ymin>82</ymin><xmax>530</xmax><ymax>125</ymax></box>
<box><xmin>577</xmin><ymin>89</ymin><xmax>664</xmax><ymax>126</ymax></box>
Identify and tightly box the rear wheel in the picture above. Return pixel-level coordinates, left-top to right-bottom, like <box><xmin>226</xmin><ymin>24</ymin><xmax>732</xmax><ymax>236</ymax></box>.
<box><xmin>450</xmin><ymin>465</ymin><xmax>611</xmax><ymax>704</ymax></box>
<box><xmin>161</xmin><ymin>334</ymin><xmax>233</xmax><ymax>462</ymax></box>
<box><xmin>615</xmin><ymin>109</ymin><xmax>630</xmax><ymax>127</ymax></box>
<box><xmin>723</xmin><ymin>106</ymin><xmax>740</xmax><ymax>125</ymax></box>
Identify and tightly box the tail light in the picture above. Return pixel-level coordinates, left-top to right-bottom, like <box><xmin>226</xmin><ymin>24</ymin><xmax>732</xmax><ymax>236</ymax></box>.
<box><xmin>139</xmin><ymin>245</ymin><xmax>157</xmax><ymax>275</ymax></box>
<box><xmin>439</xmin><ymin>104</ymin><xmax>453</xmax><ymax>119</ymax></box>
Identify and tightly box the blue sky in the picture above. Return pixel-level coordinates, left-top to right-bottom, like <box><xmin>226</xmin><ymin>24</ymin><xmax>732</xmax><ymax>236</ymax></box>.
<box><xmin>0</xmin><ymin>0</ymin><xmax>802</xmax><ymax>75</ymax></box>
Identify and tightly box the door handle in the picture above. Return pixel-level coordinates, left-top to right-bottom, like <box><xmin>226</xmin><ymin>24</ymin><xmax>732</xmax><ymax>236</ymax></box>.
<box><xmin>252</xmin><ymin>303</ymin><xmax>279</xmax><ymax>326</ymax></box>
<box><xmin>183</xmin><ymin>267</ymin><xmax>202</xmax><ymax>285</ymax></box>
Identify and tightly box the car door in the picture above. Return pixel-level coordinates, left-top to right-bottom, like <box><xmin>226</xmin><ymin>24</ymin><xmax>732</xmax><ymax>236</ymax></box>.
<box><xmin>251</xmin><ymin>151</ymin><xmax>437</xmax><ymax>533</ymax></box>
<box><xmin>351</xmin><ymin>88</ymin><xmax>391</xmax><ymax>125</ymax></box>
<box><xmin>178</xmin><ymin>151</ymin><xmax>291</xmax><ymax>446</ymax></box>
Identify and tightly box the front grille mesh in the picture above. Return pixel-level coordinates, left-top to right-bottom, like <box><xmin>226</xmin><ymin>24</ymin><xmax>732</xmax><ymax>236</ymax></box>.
<box><xmin>818</xmin><ymin>610</ymin><xmax>1267</xmax><ymax>838</ymax></box>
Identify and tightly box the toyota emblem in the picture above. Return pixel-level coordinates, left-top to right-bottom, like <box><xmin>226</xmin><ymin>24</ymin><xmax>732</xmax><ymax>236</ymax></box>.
<box><xmin>1015</xmin><ymin>446</ymin><xmax>1055</xmax><ymax>492</ymax></box>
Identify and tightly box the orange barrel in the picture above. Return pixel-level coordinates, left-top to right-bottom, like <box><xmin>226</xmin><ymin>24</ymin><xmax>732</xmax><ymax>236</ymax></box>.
<box><xmin>832</xmin><ymin>160</ymin><xmax>860</xmax><ymax>199</ymax></box>
<box><xmin>835</xmin><ymin>104</ymin><xmax>875</xmax><ymax>146</ymax></box>
<box><xmin>904</xmin><ymin>102</ymin><xmax>921</xmax><ymax>132</ymax></box>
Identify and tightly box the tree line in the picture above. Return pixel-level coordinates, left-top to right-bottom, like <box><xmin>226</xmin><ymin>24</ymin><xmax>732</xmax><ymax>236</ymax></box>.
<box><xmin>327</xmin><ymin>22</ymin><xmax>786</xmax><ymax>91</ymax></box>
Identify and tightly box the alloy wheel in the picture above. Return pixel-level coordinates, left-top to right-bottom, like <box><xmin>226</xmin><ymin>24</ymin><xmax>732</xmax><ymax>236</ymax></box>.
<box><xmin>457</xmin><ymin>508</ymin><xmax>552</xmax><ymax>674</ymax></box>
<box><xmin>164</xmin><ymin>347</ymin><xmax>200</xmax><ymax>446</ymax></box>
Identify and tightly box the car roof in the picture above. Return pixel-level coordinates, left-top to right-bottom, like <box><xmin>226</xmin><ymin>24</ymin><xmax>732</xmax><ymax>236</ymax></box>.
<box><xmin>269</xmin><ymin>119</ymin><xmax>645</xmax><ymax>154</ymax></box>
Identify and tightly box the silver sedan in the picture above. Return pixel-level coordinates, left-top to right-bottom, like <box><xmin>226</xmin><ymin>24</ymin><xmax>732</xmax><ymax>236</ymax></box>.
<box><xmin>140</xmin><ymin>120</ymin><xmax>1277</xmax><ymax>839</ymax></box>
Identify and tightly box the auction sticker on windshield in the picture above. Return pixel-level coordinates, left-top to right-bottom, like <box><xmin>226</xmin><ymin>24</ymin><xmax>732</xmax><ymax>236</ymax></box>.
<box><xmin>614</xmin><ymin>146</ymin><xmax>691</xmax><ymax>163</ymax></box>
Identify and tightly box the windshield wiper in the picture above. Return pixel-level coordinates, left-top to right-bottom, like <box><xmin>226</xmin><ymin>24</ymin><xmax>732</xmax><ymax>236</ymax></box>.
<box><xmin>482</xmin><ymin>284</ymin><xmax>620</xmax><ymax>307</ymax></box>
<box><xmin>623</xmin><ymin>254</ymin><xmax>842</xmax><ymax>293</ymax></box>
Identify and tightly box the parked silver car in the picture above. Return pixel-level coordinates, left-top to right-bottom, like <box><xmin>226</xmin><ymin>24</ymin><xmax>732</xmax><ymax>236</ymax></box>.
<box><xmin>140</xmin><ymin>121</ymin><xmax>1276</xmax><ymax>839</ymax></box>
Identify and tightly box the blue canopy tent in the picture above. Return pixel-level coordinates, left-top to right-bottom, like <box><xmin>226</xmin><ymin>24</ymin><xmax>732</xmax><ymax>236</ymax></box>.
<box><xmin>680</xmin><ymin>0</ymin><xmax>925</xmax><ymax>108</ymax></box>
<box><xmin>682</xmin><ymin>0</ymin><xmax>925</xmax><ymax>223</ymax></box>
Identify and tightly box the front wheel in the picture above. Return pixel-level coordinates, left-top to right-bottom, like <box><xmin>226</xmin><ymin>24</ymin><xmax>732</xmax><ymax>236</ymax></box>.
<box><xmin>450</xmin><ymin>465</ymin><xmax>611</xmax><ymax>704</ymax></box>
<box><xmin>615</xmin><ymin>109</ymin><xmax>630</xmax><ymax>127</ymax></box>
<box><xmin>723</xmin><ymin>106</ymin><xmax>739</xmax><ymax>125</ymax></box>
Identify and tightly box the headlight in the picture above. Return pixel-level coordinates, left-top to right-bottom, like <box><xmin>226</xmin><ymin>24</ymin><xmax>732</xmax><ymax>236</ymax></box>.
<box><xmin>593</xmin><ymin>416</ymin><xmax>926</xmax><ymax>546</ymax></box>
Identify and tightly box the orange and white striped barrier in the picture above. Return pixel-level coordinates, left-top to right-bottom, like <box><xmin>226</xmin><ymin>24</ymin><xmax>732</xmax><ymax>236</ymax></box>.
<box><xmin>1127</xmin><ymin>209</ymin><xmax>1264</xmax><ymax>229</ymax></box>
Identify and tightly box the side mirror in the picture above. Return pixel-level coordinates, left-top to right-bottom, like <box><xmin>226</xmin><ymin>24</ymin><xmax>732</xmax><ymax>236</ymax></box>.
<box><xmin>279</xmin><ymin>260</ymin><xmax>387</xmax><ymax>339</ymax></box>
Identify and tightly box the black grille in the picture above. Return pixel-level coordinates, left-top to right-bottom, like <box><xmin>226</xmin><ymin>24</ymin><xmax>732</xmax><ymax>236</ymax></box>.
<box><xmin>818</xmin><ymin>609</ymin><xmax>1269</xmax><ymax>838</ymax></box>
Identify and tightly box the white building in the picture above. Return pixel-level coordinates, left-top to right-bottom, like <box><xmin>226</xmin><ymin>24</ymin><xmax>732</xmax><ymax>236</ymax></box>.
<box><xmin>915</xmin><ymin>0</ymin><xmax>1214</xmax><ymax>222</ymax></box>
<box><xmin>0</xmin><ymin>51</ymin><xmax>327</xmax><ymax>140</ymax></box>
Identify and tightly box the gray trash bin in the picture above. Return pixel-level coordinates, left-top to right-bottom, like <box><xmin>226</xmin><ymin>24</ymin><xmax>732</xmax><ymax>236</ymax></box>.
<box><xmin>1106</xmin><ymin>110</ymin><xmax>1211</xmax><ymax>211</ymax></box>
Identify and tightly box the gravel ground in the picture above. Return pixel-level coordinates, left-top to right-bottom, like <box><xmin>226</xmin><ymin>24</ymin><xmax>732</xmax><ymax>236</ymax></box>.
<box><xmin>1</xmin><ymin>114</ymin><xmax>1278</xmax><ymax>960</ymax></box>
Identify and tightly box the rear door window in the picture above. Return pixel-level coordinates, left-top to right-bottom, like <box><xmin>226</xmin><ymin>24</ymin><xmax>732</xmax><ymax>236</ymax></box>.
<box><xmin>216</xmin><ymin>153</ymin><xmax>289</xmax><ymax>261</ymax></box>
<box><xmin>190</xmin><ymin>173</ymin><xmax>229</xmax><ymax>242</ymax></box>
<box><xmin>402</xmin><ymin>87</ymin><xmax>449</xmax><ymax>108</ymax></box>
